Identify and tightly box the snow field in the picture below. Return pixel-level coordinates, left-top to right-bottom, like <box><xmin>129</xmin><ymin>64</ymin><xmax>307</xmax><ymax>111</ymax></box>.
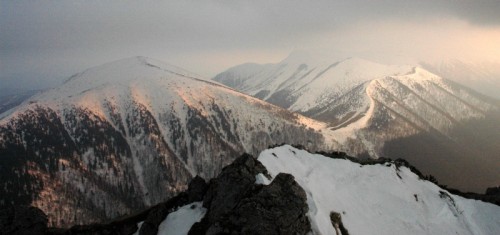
<box><xmin>257</xmin><ymin>145</ymin><xmax>500</xmax><ymax>235</ymax></box>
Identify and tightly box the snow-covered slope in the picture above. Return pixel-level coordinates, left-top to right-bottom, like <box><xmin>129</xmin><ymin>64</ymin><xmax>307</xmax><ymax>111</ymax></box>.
<box><xmin>330</xmin><ymin>67</ymin><xmax>497</xmax><ymax>143</ymax></box>
<box><xmin>157</xmin><ymin>202</ymin><xmax>206</xmax><ymax>235</ymax></box>
<box><xmin>214</xmin><ymin>52</ymin><xmax>497</xmax><ymax>133</ymax></box>
<box><xmin>0</xmin><ymin>56</ymin><xmax>333</xmax><ymax>227</ymax></box>
<box><xmin>214</xmin><ymin>52</ymin><xmax>412</xmax><ymax>113</ymax></box>
<box><xmin>257</xmin><ymin>145</ymin><xmax>500</xmax><ymax>235</ymax></box>
<box><xmin>333</xmin><ymin>68</ymin><xmax>500</xmax><ymax>192</ymax></box>
<box><xmin>214</xmin><ymin>53</ymin><xmax>500</xmax><ymax>192</ymax></box>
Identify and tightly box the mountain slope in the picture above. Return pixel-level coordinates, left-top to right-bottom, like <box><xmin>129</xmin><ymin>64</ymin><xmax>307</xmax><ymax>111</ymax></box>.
<box><xmin>214</xmin><ymin>52</ymin><xmax>412</xmax><ymax>114</ymax></box>
<box><xmin>335</xmin><ymin>68</ymin><xmax>500</xmax><ymax>192</ymax></box>
<box><xmin>257</xmin><ymin>145</ymin><xmax>500</xmax><ymax>235</ymax></box>
<box><xmin>0</xmin><ymin>56</ymin><xmax>333</xmax><ymax>227</ymax></box>
<box><xmin>214</xmin><ymin>53</ymin><xmax>500</xmax><ymax>192</ymax></box>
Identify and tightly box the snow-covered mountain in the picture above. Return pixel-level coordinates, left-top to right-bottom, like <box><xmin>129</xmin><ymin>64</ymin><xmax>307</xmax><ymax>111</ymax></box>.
<box><xmin>214</xmin><ymin>52</ymin><xmax>412</xmax><ymax>114</ymax></box>
<box><xmin>0</xmin><ymin>56</ymin><xmax>333</xmax><ymax>227</ymax></box>
<box><xmin>214</xmin><ymin>53</ymin><xmax>500</xmax><ymax>192</ymax></box>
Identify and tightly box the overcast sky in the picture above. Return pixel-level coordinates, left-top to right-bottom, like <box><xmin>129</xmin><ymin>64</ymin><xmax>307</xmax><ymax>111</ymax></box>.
<box><xmin>2</xmin><ymin>0</ymin><xmax>500</xmax><ymax>89</ymax></box>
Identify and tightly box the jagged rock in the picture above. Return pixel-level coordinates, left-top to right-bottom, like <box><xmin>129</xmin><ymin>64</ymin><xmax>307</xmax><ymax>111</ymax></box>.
<box><xmin>202</xmin><ymin>153</ymin><xmax>268</xmax><ymax>222</ymax></box>
<box><xmin>0</xmin><ymin>205</ymin><xmax>48</xmax><ymax>235</ymax></box>
<box><xmin>207</xmin><ymin>173</ymin><xmax>310</xmax><ymax>235</ymax></box>
<box><xmin>189</xmin><ymin>153</ymin><xmax>311</xmax><ymax>235</ymax></box>
<box><xmin>330</xmin><ymin>211</ymin><xmax>349</xmax><ymax>235</ymax></box>
<box><xmin>187</xmin><ymin>175</ymin><xmax>208</xmax><ymax>202</ymax></box>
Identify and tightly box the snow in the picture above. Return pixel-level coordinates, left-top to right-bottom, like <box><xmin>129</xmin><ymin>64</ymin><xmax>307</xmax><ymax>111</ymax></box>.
<box><xmin>257</xmin><ymin>145</ymin><xmax>500</xmax><ymax>235</ymax></box>
<box><xmin>327</xmin><ymin>82</ymin><xmax>373</xmax><ymax>143</ymax></box>
<box><xmin>1</xmin><ymin>55</ymin><xmax>335</xmax><ymax>170</ymax></box>
<box><xmin>129</xmin><ymin>141</ymin><xmax>148</xmax><ymax>204</ymax></box>
<box><xmin>214</xmin><ymin>52</ymin><xmax>412</xmax><ymax>113</ymax></box>
<box><xmin>132</xmin><ymin>221</ymin><xmax>144</xmax><ymax>235</ymax></box>
<box><xmin>255</xmin><ymin>173</ymin><xmax>271</xmax><ymax>185</ymax></box>
<box><xmin>157</xmin><ymin>202</ymin><xmax>207</xmax><ymax>235</ymax></box>
<box><xmin>214</xmin><ymin>53</ymin><xmax>498</xmax><ymax>153</ymax></box>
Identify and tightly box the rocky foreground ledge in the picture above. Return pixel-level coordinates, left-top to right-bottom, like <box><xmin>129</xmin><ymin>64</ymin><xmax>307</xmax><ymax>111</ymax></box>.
<box><xmin>2</xmin><ymin>145</ymin><xmax>499</xmax><ymax>235</ymax></box>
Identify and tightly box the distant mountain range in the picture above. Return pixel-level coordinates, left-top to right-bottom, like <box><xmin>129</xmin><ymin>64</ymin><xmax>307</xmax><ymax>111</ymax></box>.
<box><xmin>214</xmin><ymin>52</ymin><xmax>500</xmax><ymax>193</ymax></box>
<box><xmin>1</xmin><ymin>54</ymin><xmax>499</xmax><ymax>228</ymax></box>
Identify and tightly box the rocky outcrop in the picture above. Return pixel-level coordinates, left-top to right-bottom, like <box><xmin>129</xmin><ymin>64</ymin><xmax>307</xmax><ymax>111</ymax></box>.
<box><xmin>330</xmin><ymin>211</ymin><xmax>349</xmax><ymax>235</ymax></box>
<box><xmin>202</xmin><ymin>173</ymin><xmax>310</xmax><ymax>235</ymax></box>
<box><xmin>189</xmin><ymin>153</ymin><xmax>311</xmax><ymax>235</ymax></box>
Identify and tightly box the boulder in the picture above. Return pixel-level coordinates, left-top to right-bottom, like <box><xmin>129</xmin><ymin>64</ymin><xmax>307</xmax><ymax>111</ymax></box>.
<box><xmin>190</xmin><ymin>153</ymin><xmax>311</xmax><ymax>235</ymax></box>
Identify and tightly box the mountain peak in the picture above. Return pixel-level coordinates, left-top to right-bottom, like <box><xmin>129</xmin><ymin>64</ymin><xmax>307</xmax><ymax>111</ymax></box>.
<box><xmin>64</xmin><ymin>56</ymin><xmax>196</xmax><ymax>84</ymax></box>
<box><xmin>37</xmin><ymin>56</ymin><xmax>204</xmax><ymax>102</ymax></box>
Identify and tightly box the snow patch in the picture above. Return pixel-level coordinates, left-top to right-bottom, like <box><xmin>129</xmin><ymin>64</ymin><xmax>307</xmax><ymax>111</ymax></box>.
<box><xmin>157</xmin><ymin>202</ymin><xmax>207</xmax><ymax>235</ymax></box>
<box><xmin>132</xmin><ymin>221</ymin><xmax>144</xmax><ymax>235</ymax></box>
<box><xmin>255</xmin><ymin>173</ymin><xmax>271</xmax><ymax>185</ymax></box>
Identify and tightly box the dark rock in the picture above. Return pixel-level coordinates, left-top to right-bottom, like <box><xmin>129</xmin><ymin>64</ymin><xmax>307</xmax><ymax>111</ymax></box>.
<box><xmin>330</xmin><ymin>211</ymin><xmax>349</xmax><ymax>235</ymax></box>
<box><xmin>0</xmin><ymin>205</ymin><xmax>48</xmax><ymax>235</ymax></box>
<box><xmin>189</xmin><ymin>153</ymin><xmax>310</xmax><ymax>235</ymax></box>
<box><xmin>486</xmin><ymin>186</ymin><xmax>500</xmax><ymax>196</ymax></box>
<box><xmin>205</xmin><ymin>173</ymin><xmax>311</xmax><ymax>235</ymax></box>
<box><xmin>202</xmin><ymin>153</ymin><xmax>268</xmax><ymax>221</ymax></box>
<box><xmin>187</xmin><ymin>175</ymin><xmax>208</xmax><ymax>203</ymax></box>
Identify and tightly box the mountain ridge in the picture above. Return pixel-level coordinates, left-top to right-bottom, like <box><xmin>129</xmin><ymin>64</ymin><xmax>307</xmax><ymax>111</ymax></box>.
<box><xmin>213</xmin><ymin>53</ymin><xmax>500</xmax><ymax>192</ymax></box>
<box><xmin>0</xmin><ymin>57</ymin><xmax>333</xmax><ymax>227</ymax></box>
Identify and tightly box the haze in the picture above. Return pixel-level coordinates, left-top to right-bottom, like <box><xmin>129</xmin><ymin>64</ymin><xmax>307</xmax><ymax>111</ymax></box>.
<box><xmin>1</xmin><ymin>0</ymin><xmax>500</xmax><ymax>90</ymax></box>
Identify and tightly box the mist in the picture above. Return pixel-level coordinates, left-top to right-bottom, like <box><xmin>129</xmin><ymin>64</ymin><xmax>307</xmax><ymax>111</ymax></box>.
<box><xmin>1</xmin><ymin>0</ymin><xmax>500</xmax><ymax>90</ymax></box>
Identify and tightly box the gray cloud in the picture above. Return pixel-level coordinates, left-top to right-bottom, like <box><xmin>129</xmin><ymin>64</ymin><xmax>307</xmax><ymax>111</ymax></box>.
<box><xmin>1</xmin><ymin>0</ymin><xmax>500</xmax><ymax>89</ymax></box>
